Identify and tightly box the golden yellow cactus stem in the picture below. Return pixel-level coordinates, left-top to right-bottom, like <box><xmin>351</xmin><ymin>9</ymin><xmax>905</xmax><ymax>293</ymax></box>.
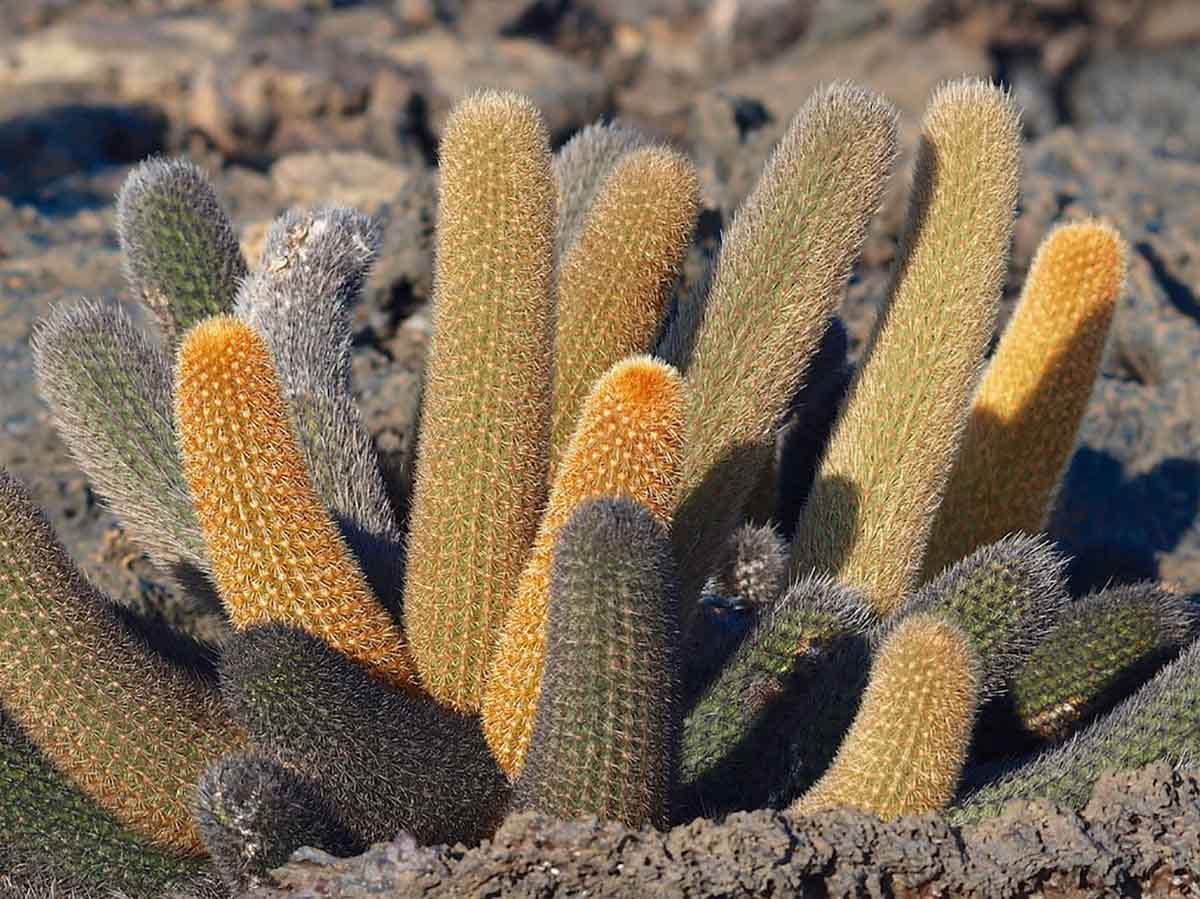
<box><xmin>483</xmin><ymin>356</ymin><xmax>686</xmax><ymax>776</ymax></box>
<box><xmin>791</xmin><ymin>612</ymin><xmax>980</xmax><ymax>820</ymax></box>
<box><xmin>175</xmin><ymin>316</ymin><xmax>416</xmax><ymax>691</ymax></box>
<box><xmin>549</xmin><ymin>146</ymin><xmax>699</xmax><ymax>474</ymax></box>
<box><xmin>921</xmin><ymin>220</ymin><xmax>1126</xmax><ymax>578</ymax></box>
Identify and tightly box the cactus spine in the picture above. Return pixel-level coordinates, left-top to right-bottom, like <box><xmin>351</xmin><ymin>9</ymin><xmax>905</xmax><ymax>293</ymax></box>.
<box><xmin>1008</xmin><ymin>582</ymin><xmax>1198</xmax><ymax>742</ymax></box>
<box><xmin>951</xmin><ymin>635</ymin><xmax>1200</xmax><ymax>821</ymax></box>
<box><xmin>404</xmin><ymin>89</ymin><xmax>556</xmax><ymax>712</ymax></box>
<box><xmin>923</xmin><ymin>220</ymin><xmax>1126</xmax><ymax>577</ymax></box>
<box><xmin>116</xmin><ymin>157</ymin><xmax>246</xmax><ymax>344</ymax></box>
<box><xmin>550</xmin><ymin>147</ymin><xmax>698</xmax><ymax>471</ymax></box>
<box><xmin>32</xmin><ymin>301</ymin><xmax>211</xmax><ymax>588</ymax></box>
<box><xmin>666</xmin><ymin>82</ymin><xmax>898</xmax><ymax>619</ymax></box>
<box><xmin>174</xmin><ymin>316</ymin><xmax>415</xmax><ymax>691</ymax></box>
<box><xmin>0</xmin><ymin>711</ymin><xmax>221</xmax><ymax>899</ymax></box>
<box><xmin>789</xmin><ymin>79</ymin><xmax>1021</xmax><ymax>614</ymax></box>
<box><xmin>483</xmin><ymin>356</ymin><xmax>686</xmax><ymax>775</ymax></box>
<box><xmin>515</xmin><ymin>498</ymin><xmax>679</xmax><ymax>827</ymax></box>
<box><xmin>235</xmin><ymin>208</ymin><xmax>404</xmax><ymax>609</ymax></box>
<box><xmin>0</xmin><ymin>469</ymin><xmax>242</xmax><ymax>853</ymax></box>
<box><xmin>219</xmin><ymin>625</ymin><xmax>509</xmax><ymax>846</ymax></box>
<box><xmin>195</xmin><ymin>751</ymin><xmax>362</xmax><ymax>893</ymax></box>
<box><xmin>791</xmin><ymin>612</ymin><xmax>981</xmax><ymax>819</ymax></box>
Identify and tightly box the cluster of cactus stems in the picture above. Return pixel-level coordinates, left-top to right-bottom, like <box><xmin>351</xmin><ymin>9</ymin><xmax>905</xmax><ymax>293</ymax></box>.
<box><xmin>1</xmin><ymin>76</ymin><xmax>1197</xmax><ymax>898</ymax></box>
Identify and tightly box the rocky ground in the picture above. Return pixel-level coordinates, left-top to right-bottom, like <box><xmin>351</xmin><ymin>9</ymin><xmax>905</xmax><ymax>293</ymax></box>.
<box><xmin>1</xmin><ymin>0</ymin><xmax>1198</xmax><ymax>894</ymax></box>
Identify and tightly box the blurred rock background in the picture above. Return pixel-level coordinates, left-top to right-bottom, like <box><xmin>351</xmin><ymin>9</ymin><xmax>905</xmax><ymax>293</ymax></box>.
<box><xmin>0</xmin><ymin>0</ymin><xmax>1198</xmax><ymax>641</ymax></box>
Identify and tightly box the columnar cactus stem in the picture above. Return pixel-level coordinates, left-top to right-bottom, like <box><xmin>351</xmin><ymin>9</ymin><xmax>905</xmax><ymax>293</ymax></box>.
<box><xmin>235</xmin><ymin>208</ymin><xmax>404</xmax><ymax>609</ymax></box>
<box><xmin>791</xmin><ymin>612</ymin><xmax>981</xmax><ymax>819</ymax></box>
<box><xmin>483</xmin><ymin>356</ymin><xmax>686</xmax><ymax>775</ymax></box>
<box><xmin>0</xmin><ymin>469</ymin><xmax>243</xmax><ymax>853</ymax></box>
<box><xmin>515</xmin><ymin>498</ymin><xmax>679</xmax><ymax>828</ymax></box>
<box><xmin>32</xmin><ymin>301</ymin><xmax>211</xmax><ymax>589</ymax></box>
<box><xmin>790</xmin><ymin>79</ymin><xmax>1021</xmax><ymax>614</ymax></box>
<box><xmin>404</xmin><ymin>89</ymin><xmax>557</xmax><ymax>712</ymax></box>
<box><xmin>922</xmin><ymin>220</ymin><xmax>1126</xmax><ymax>577</ymax></box>
<box><xmin>0</xmin><ymin>711</ymin><xmax>221</xmax><ymax>899</ymax></box>
<box><xmin>553</xmin><ymin>121</ymin><xmax>653</xmax><ymax>257</ymax></box>
<box><xmin>666</xmin><ymin>82</ymin><xmax>898</xmax><ymax>621</ymax></box>
<box><xmin>550</xmin><ymin>147</ymin><xmax>698</xmax><ymax>472</ymax></box>
<box><xmin>116</xmin><ymin>157</ymin><xmax>246</xmax><ymax>344</ymax></box>
<box><xmin>1008</xmin><ymin>582</ymin><xmax>1198</xmax><ymax>742</ymax></box>
<box><xmin>220</xmin><ymin>626</ymin><xmax>510</xmax><ymax>846</ymax></box>
<box><xmin>174</xmin><ymin>316</ymin><xmax>416</xmax><ymax>691</ymax></box>
<box><xmin>951</xmin><ymin>635</ymin><xmax>1200</xmax><ymax>821</ymax></box>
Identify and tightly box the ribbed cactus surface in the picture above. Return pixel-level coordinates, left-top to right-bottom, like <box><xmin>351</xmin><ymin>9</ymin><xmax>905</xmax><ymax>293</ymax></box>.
<box><xmin>514</xmin><ymin>498</ymin><xmax>679</xmax><ymax>828</ymax></box>
<box><xmin>404</xmin><ymin>89</ymin><xmax>556</xmax><ymax>712</ymax></box>
<box><xmin>483</xmin><ymin>356</ymin><xmax>686</xmax><ymax>775</ymax></box>
<box><xmin>0</xmin><ymin>469</ymin><xmax>242</xmax><ymax>853</ymax></box>
<box><xmin>174</xmin><ymin>316</ymin><xmax>415</xmax><ymax>691</ymax></box>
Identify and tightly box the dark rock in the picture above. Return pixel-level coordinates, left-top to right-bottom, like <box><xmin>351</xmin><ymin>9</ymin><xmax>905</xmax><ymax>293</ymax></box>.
<box><xmin>251</xmin><ymin>762</ymin><xmax>1200</xmax><ymax>897</ymax></box>
<box><xmin>1048</xmin><ymin>378</ymin><xmax>1200</xmax><ymax>596</ymax></box>
<box><xmin>1017</xmin><ymin>126</ymin><xmax>1200</xmax><ymax>385</ymax></box>
<box><xmin>186</xmin><ymin>18</ymin><xmax>432</xmax><ymax>166</ymax></box>
<box><xmin>1068</xmin><ymin>44</ymin><xmax>1200</xmax><ymax>160</ymax></box>
<box><xmin>384</xmin><ymin>29</ymin><xmax>611</xmax><ymax>142</ymax></box>
<box><xmin>0</xmin><ymin>89</ymin><xmax>166</xmax><ymax>200</ymax></box>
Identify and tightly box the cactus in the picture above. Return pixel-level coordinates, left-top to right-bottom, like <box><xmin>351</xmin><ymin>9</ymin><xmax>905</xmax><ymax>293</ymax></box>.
<box><xmin>680</xmin><ymin>575</ymin><xmax>877</xmax><ymax>812</ymax></box>
<box><xmin>235</xmin><ymin>207</ymin><xmax>404</xmax><ymax>610</ymax></box>
<box><xmin>789</xmin><ymin>79</ymin><xmax>1021</xmax><ymax>614</ymax></box>
<box><xmin>904</xmin><ymin>534</ymin><xmax>1069</xmax><ymax>697</ymax></box>
<box><xmin>3</xmin><ymin>82</ymin><xmax>1188</xmax><ymax>888</ymax></box>
<box><xmin>116</xmin><ymin>157</ymin><xmax>246</xmax><ymax>344</ymax></box>
<box><xmin>32</xmin><ymin>300</ymin><xmax>211</xmax><ymax>590</ymax></box>
<box><xmin>791</xmin><ymin>612</ymin><xmax>981</xmax><ymax>819</ymax></box>
<box><xmin>550</xmin><ymin>147</ymin><xmax>698</xmax><ymax>471</ymax></box>
<box><xmin>195</xmin><ymin>751</ymin><xmax>362</xmax><ymax>893</ymax></box>
<box><xmin>664</xmin><ymin>82</ymin><xmax>898</xmax><ymax>620</ymax></box>
<box><xmin>404</xmin><ymin>89</ymin><xmax>556</xmax><ymax>712</ymax></box>
<box><xmin>174</xmin><ymin>316</ymin><xmax>415</xmax><ymax>691</ymax></box>
<box><xmin>0</xmin><ymin>711</ymin><xmax>221</xmax><ymax>899</ymax></box>
<box><xmin>951</xmin><ymin>635</ymin><xmax>1200</xmax><ymax>821</ymax></box>
<box><xmin>219</xmin><ymin>625</ymin><xmax>509</xmax><ymax>845</ymax></box>
<box><xmin>0</xmin><ymin>468</ymin><xmax>243</xmax><ymax>853</ymax></box>
<box><xmin>1005</xmin><ymin>582</ymin><xmax>1198</xmax><ymax>743</ymax></box>
<box><xmin>553</xmin><ymin>120</ymin><xmax>654</xmax><ymax>257</ymax></box>
<box><xmin>514</xmin><ymin>497</ymin><xmax>679</xmax><ymax>827</ymax></box>
<box><xmin>710</xmin><ymin>522</ymin><xmax>789</xmax><ymax>609</ymax></box>
<box><xmin>483</xmin><ymin>356</ymin><xmax>686</xmax><ymax>775</ymax></box>
<box><xmin>923</xmin><ymin>220</ymin><xmax>1127</xmax><ymax>577</ymax></box>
